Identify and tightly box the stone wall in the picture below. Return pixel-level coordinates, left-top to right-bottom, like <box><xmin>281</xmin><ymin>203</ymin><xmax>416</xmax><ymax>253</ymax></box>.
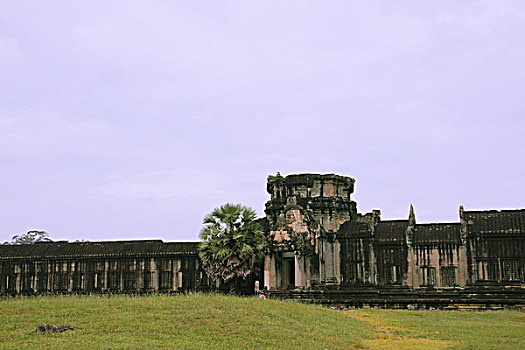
<box><xmin>0</xmin><ymin>241</ymin><xmax>206</xmax><ymax>295</ymax></box>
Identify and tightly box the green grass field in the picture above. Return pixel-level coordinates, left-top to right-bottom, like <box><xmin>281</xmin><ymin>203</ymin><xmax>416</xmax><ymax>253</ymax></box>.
<box><xmin>0</xmin><ymin>294</ymin><xmax>523</xmax><ymax>349</ymax></box>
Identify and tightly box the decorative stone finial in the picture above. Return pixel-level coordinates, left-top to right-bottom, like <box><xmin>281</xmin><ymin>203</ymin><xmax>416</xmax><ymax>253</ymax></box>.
<box><xmin>408</xmin><ymin>204</ymin><xmax>416</xmax><ymax>226</ymax></box>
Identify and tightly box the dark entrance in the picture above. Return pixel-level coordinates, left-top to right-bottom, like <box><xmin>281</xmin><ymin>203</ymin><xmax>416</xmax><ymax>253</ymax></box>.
<box><xmin>282</xmin><ymin>258</ymin><xmax>295</xmax><ymax>289</ymax></box>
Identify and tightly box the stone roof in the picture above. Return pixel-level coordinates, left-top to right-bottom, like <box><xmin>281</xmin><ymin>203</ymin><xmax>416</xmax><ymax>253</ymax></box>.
<box><xmin>269</xmin><ymin>173</ymin><xmax>355</xmax><ymax>186</ymax></box>
<box><xmin>464</xmin><ymin>209</ymin><xmax>525</xmax><ymax>235</ymax></box>
<box><xmin>0</xmin><ymin>240</ymin><xmax>199</xmax><ymax>260</ymax></box>
<box><xmin>413</xmin><ymin>223</ymin><xmax>461</xmax><ymax>245</ymax></box>
<box><xmin>337</xmin><ymin>221</ymin><xmax>372</xmax><ymax>238</ymax></box>
<box><xmin>375</xmin><ymin>220</ymin><xmax>408</xmax><ymax>243</ymax></box>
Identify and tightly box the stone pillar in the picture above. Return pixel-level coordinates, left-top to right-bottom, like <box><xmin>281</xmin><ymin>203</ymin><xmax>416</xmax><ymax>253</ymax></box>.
<box><xmin>151</xmin><ymin>258</ymin><xmax>158</xmax><ymax>291</ymax></box>
<box><xmin>294</xmin><ymin>254</ymin><xmax>303</xmax><ymax>287</ymax></box>
<box><xmin>328</xmin><ymin>241</ymin><xmax>336</xmax><ymax>284</ymax></box>
<box><xmin>305</xmin><ymin>257</ymin><xmax>311</xmax><ymax>287</ymax></box>
<box><xmin>406</xmin><ymin>205</ymin><xmax>415</xmax><ymax>287</ymax></box>
<box><xmin>15</xmin><ymin>264</ymin><xmax>21</xmax><ymax>294</ymax></box>
<box><xmin>368</xmin><ymin>240</ymin><xmax>376</xmax><ymax>284</ymax></box>
<box><xmin>457</xmin><ymin>245</ymin><xmax>468</xmax><ymax>287</ymax></box>
<box><xmin>0</xmin><ymin>264</ymin><xmax>4</xmax><ymax>294</ymax></box>
<box><xmin>69</xmin><ymin>261</ymin><xmax>74</xmax><ymax>292</ymax></box>
<box><xmin>117</xmin><ymin>260</ymin><xmax>123</xmax><ymax>292</ymax></box>
<box><xmin>33</xmin><ymin>263</ymin><xmax>38</xmax><ymax>293</ymax></box>
<box><xmin>334</xmin><ymin>241</ymin><xmax>341</xmax><ymax>284</ymax></box>
<box><xmin>173</xmin><ymin>259</ymin><xmax>179</xmax><ymax>291</ymax></box>
<box><xmin>406</xmin><ymin>246</ymin><xmax>416</xmax><ymax>287</ymax></box>
<box><xmin>47</xmin><ymin>261</ymin><xmax>51</xmax><ymax>291</ymax></box>
<box><xmin>138</xmin><ymin>260</ymin><xmax>144</xmax><ymax>290</ymax></box>
<box><xmin>104</xmin><ymin>260</ymin><xmax>109</xmax><ymax>292</ymax></box>
<box><xmin>270</xmin><ymin>255</ymin><xmax>277</xmax><ymax>290</ymax></box>
<box><xmin>323</xmin><ymin>241</ymin><xmax>338</xmax><ymax>284</ymax></box>
<box><xmin>264</xmin><ymin>255</ymin><xmax>271</xmax><ymax>290</ymax></box>
<box><xmin>195</xmin><ymin>259</ymin><xmax>200</xmax><ymax>290</ymax></box>
<box><xmin>177</xmin><ymin>261</ymin><xmax>183</xmax><ymax>289</ymax></box>
<box><xmin>459</xmin><ymin>205</ymin><xmax>475</xmax><ymax>285</ymax></box>
<box><xmin>49</xmin><ymin>262</ymin><xmax>55</xmax><ymax>293</ymax></box>
<box><xmin>319</xmin><ymin>241</ymin><xmax>326</xmax><ymax>282</ymax></box>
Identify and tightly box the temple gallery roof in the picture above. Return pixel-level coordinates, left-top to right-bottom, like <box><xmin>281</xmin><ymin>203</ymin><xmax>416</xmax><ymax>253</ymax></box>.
<box><xmin>336</xmin><ymin>220</ymin><xmax>462</xmax><ymax>245</ymax></box>
<box><xmin>464</xmin><ymin>209</ymin><xmax>525</xmax><ymax>234</ymax></box>
<box><xmin>0</xmin><ymin>240</ymin><xmax>199</xmax><ymax>260</ymax></box>
<box><xmin>375</xmin><ymin>220</ymin><xmax>409</xmax><ymax>242</ymax></box>
<box><xmin>337</xmin><ymin>221</ymin><xmax>372</xmax><ymax>238</ymax></box>
<box><xmin>413</xmin><ymin>223</ymin><xmax>461</xmax><ymax>245</ymax></box>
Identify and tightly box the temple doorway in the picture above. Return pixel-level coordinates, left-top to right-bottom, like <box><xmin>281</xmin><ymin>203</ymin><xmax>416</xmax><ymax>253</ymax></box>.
<box><xmin>282</xmin><ymin>258</ymin><xmax>295</xmax><ymax>289</ymax></box>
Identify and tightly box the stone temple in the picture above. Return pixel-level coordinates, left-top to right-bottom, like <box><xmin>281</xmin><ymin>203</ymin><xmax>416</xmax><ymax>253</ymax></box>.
<box><xmin>263</xmin><ymin>174</ymin><xmax>523</xmax><ymax>290</ymax></box>
<box><xmin>1</xmin><ymin>173</ymin><xmax>524</xmax><ymax>307</ymax></box>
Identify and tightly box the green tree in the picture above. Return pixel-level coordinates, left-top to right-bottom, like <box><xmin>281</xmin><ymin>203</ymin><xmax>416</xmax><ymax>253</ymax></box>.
<box><xmin>7</xmin><ymin>230</ymin><xmax>52</xmax><ymax>245</ymax></box>
<box><xmin>199</xmin><ymin>203</ymin><xmax>264</xmax><ymax>286</ymax></box>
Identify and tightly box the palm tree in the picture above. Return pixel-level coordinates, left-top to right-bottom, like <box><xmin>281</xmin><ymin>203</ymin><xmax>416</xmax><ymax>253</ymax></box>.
<box><xmin>199</xmin><ymin>203</ymin><xmax>264</xmax><ymax>289</ymax></box>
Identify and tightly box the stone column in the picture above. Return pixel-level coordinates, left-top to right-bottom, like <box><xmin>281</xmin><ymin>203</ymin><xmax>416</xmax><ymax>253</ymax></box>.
<box><xmin>406</xmin><ymin>205</ymin><xmax>416</xmax><ymax>287</ymax></box>
<box><xmin>264</xmin><ymin>255</ymin><xmax>271</xmax><ymax>290</ymax></box>
<box><xmin>319</xmin><ymin>240</ymin><xmax>325</xmax><ymax>282</ymax></box>
<box><xmin>151</xmin><ymin>258</ymin><xmax>158</xmax><ymax>291</ymax></box>
<box><xmin>138</xmin><ymin>259</ymin><xmax>144</xmax><ymax>290</ymax></box>
<box><xmin>323</xmin><ymin>241</ymin><xmax>338</xmax><ymax>284</ymax></box>
<box><xmin>177</xmin><ymin>261</ymin><xmax>183</xmax><ymax>289</ymax></box>
<box><xmin>119</xmin><ymin>261</ymin><xmax>124</xmax><ymax>292</ymax></box>
<box><xmin>49</xmin><ymin>262</ymin><xmax>55</xmax><ymax>293</ymax></box>
<box><xmin>405</xmin><ymin>245</ymin><xmax>416</xmax><ymax>287</ymax></box>
<box><xmin>47</xmin><ymin>261</ymin><xmax>51</xmax><ymax>291</ymax></box>
<box><xmin>173</xmin><ymin>259</ymin><xmax>179</xmax><ymax>291</ymax></box>
<box><xmin>0</xmin><ymin>266</ymin><xmax>4</xmax><ymax>294</ymax></box>
<box><xmin>104</xmin><ymin>260</ymin><xmax>109</xmax><ymax>292</ymax></box>
<box><xmin>33</xmin><ymin>263</ymin><xmax>38</xmax><ymax>293</ymax></box>
<box><xmin>305</xmin><ymin>257</ymin><xmax>311</xmax><ymax>287</ymax></box>
<box><xmin>459</xmin><ymin>205</ymin><xmax>474</xmax><ymax>285</ymax></box>
<box><xmin>334</xmin><ymin>241</ymin><xmax>341</xmax><ymax>284</ymax></box>
<box><xmin>457</xmin><ymin>245</ymin><xmax>468</xmax><ymax>287</ymax></box>
<box><xmin>294</xmin><ymin>254</ymin><xmax>303</xmax><ymax>287</ymax></box>
<box><xmin>15</xmin><ymin>264</ymin><xmax>21</xmax><ymax>293</ymax></box>
<box><xmin>68</xmin><ymin>261</ymin><xmax>73</xmax><ymax>292</ymax></box>
<box><xmin>270</xmin><ymin>255</ymin><xmax>277</xmax><ymax>290</ymax></box>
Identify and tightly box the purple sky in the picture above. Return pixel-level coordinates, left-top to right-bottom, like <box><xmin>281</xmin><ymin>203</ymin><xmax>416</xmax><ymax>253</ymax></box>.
<box><xmin>1</xmin><ymin>1</ymin><xmax>524</xmax><ymax>242</ymax></box>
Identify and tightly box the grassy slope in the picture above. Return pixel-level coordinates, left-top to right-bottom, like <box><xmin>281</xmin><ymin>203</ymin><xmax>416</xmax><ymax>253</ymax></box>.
<box><xmin>0</xmin><ymin>294</ymin><xmax>373</xmax><ymax>349</ymax></box>
<box><xmin>0</xmin><ymin>294</ymin><xmax>523</xmax><ymax>349</ymax></box>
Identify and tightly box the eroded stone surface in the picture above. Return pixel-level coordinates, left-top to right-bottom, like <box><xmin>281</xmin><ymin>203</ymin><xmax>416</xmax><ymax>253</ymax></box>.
<box><xmin>264</xmin><ymin>174</ymin><xmax>357</xmax><ymax>288</ymax></box>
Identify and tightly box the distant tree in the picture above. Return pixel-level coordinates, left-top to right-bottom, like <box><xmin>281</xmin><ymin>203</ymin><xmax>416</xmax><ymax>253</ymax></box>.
<box><xmin>199</xmin><ymin>203</ymin><xmax>264</xmax><ymax>287</ymax></box>
<box><xmin>7</xmin><ymin>230</ymin><xmax>52</xmax><ymax>245</ymax></box>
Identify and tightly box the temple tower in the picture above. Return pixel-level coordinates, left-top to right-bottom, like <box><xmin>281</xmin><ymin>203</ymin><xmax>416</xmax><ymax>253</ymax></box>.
<box><xmin>263</xmin><ymin>173</ymin><xmax>357</xmax><ymax>289</ymax></box>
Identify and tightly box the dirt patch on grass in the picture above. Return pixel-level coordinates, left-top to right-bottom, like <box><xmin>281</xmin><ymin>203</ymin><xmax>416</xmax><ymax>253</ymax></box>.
<box><xmin>363</xmin><ymin>337</ymin><xmax>451</xmax><ymax>350</ymax></box>
<box><xmin>347</xmin><ymin>311</ymin><xmax>452</xmax><ymax>350</ymax></box>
